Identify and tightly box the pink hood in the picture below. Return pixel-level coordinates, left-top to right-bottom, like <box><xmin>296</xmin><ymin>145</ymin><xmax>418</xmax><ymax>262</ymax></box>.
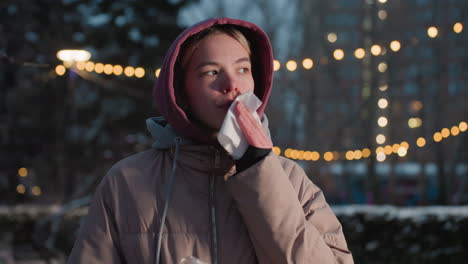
<box><xmin>153</xmin><ymin>18</ymin><xmax>274</xmax><ymax>144</ymax></box>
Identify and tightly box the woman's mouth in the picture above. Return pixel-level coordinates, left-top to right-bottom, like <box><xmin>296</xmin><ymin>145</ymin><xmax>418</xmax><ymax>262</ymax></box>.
<box><xmin>219</xmin><ymin>100</ymin><xmax>235</xmax><ymax>110</ymax></box>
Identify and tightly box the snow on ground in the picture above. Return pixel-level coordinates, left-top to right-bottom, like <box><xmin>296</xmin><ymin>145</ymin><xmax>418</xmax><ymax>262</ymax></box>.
<box><xmin>332</xmin><ymin>205</ymin><xmax>468</xmax><ymax>221</ymax></box>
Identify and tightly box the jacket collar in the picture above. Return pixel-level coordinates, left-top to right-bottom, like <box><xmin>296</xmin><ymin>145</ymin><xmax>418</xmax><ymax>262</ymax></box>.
<box><xmin>146</xmin><ymin>115</ymin><xmax>271</xmax><ymax>174</ymax></box>
<box><xmin>146</xmin><ymin>115</ymin><xmax>271</xmax><ymax>150</ymax></box>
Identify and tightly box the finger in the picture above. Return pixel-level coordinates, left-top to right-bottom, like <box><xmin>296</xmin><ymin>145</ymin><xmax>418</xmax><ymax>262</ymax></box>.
<box><xmin>237</xmin><ymin>115</ymin><xmax>265</xmax><ymax>142</ymax></box>
<box><xmin>235</xmin><ymin>102</ymin><xmax>263</xmax><ymax>133</ymax></box>
<box><xmin>235</xmin><ymin>102</ymin><xmax>261</xmax><ymax>128</ymax></box>
<box><xmin>235</xmin><ymin>103</ymin><xmax>272</xmax><ymax>148</ymax></box>
<box><xmin>238</xmin><ymin>115</ymin><xmax>269</xmax><ymax>147</ymax></box>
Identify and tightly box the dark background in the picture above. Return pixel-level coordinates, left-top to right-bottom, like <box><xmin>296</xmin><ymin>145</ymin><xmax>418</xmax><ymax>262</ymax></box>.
<box><xmin>1</xmin><ymin>0</ymin><xmax>467</xmax><ymax>262</ymax></box>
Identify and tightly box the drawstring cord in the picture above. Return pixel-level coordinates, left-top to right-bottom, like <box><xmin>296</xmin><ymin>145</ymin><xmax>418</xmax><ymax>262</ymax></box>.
<box><xmin>156</xmin><ymin>137</ymin><xmax>181</xmax><ymax>264</ymax></box>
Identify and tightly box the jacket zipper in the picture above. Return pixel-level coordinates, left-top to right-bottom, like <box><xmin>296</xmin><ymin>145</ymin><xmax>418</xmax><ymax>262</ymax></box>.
<box><xmin>210</xmin><ymin>148</ymin><xmax>220</xmax><ymax>264</ymax></box>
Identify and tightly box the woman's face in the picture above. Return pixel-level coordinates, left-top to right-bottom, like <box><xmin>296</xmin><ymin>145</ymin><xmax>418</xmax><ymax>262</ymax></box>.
<box><xmin>183</xmin><ymin>32</ymin><xmax>254</xmax><ymax>131</ymax></box>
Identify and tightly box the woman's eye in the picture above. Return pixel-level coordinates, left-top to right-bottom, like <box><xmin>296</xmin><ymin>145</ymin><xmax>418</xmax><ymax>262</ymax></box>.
<box><xmin>239</xmin><ymin>67</ymin><xmax>250</xmax><ymax>74</ymax></box>
<box><xmin>205</xmin><ymin>70</ymin><xmax>218</xmax><ymax>76</ymax></box>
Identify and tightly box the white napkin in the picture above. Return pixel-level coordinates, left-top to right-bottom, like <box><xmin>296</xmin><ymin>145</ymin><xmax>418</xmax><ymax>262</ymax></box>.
<box><xmin>217</xmin><ymin>91</ymin><xmax>262</xmax><ymax>160</ymax></box>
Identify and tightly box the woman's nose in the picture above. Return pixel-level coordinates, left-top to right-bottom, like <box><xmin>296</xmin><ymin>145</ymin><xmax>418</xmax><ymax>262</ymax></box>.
<box><xmin>221</xmin><ymin>73</ymin><xmax>240</xmax><ymax>95</ymax></box>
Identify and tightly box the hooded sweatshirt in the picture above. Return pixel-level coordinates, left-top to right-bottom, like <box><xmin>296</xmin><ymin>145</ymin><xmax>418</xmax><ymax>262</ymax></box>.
<box><xmin>67</xmin><ymin>18</ymin><xmax>353</xmax><ymax>264</ymax></box>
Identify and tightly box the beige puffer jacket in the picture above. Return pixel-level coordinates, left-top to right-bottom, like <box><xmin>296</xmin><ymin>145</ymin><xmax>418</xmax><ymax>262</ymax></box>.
<box><xmin>68</xmin><ymin>137</ymin><xmax>353</xmax><ymax>263</ymax></box>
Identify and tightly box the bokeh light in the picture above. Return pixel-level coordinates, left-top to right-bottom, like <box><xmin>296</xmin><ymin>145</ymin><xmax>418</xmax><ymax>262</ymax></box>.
<box><xmin>272</xmin><ymin>146</ymin><xmax>281</xmax><ymax>155</ymax></box>
<box><xmin>324</xmin><ymin>152</ymin><xmax>334</xmax><ymax>161</ymax></box>
<box><xmin>55</xmin><ymin>65</ymin><xmax>66</xmax><ymax>76</ymax></box>
<box><xmin>371</xmin><ymin>45</ymin><xmax>382</xmax><ymax>56</ymax></box>
<box><xmin>441</xmin><ymin>128</ymin><xmax>450</xmax><ymax>138</ymax></box>
<box><xmin>451</xmin><ymin>126</ymin><xmax>460</xmax><ymax>136</ymax></box>
<box><xmin>390</xmin><ymin>41</ymin><xmax>401</xmax><ymax>52</ymax></box>
<box><xmin>376</xmin><ymin>152</ymin><xmax>386</xmax><ymax>162</ymax></box>
<box><xmin>56</xmin><ymin>49</ymin><xmax>91</xmax><ymax>62</ymax></box>
<box><xmin>298</xmin><ymin>150</ymin><xmax>305</xmax><ymax>160</ymax></box>
<box><xmin>416</xmin><ymin>137</ymin><xmax>426</xmax><ymax>147</ymax></box>
<box><xmin>291</xmin><ymin>150</ymin><xmax>298</xmax><ymax>159</ymax></box>
<box><xmin>273</xmin><ymin>60</ymin><xmax>281</xmax><ymax>71</ymax></box>
<box><xmin>433</xmin><ymin>132</ymin><xmax>442</xmax><ymax>142</ymax></box>
<box><xmin>408</xmin><ymin>118</ymin><xmax>422</xmax><ymax>128</ymax></box>
<box><xmin>378</xmin><ymin>62</ymin><xmax>388</xmax><ymax>72</ymax></box>
<box><xmin>311</xmin><ymin>151</ymin><xmax>320</xmax><ymax>161</ymax></box>
<box><xmin>378</xmin><ymin>116</ymin><xmax>388</xmax><ymax>127</ymax></box>
<box><xmin>397</xmin><ymin>147</ymin><xmax>407</xmax><ymax>157</ymax></box>
<box><xmin>378</xmin><ymin>84</ymin><xmax>388</xmax><ymax>92</ymax></box>
<box><xmin>378</xmin><ymin>10</ymin><xmax>387</xmax><ymax>20</ymax></box>
<box><xmin>411</xmin><ymin>101</ymin><xmax>423</xmax><ymax>112</ymax></box>
<box><xmin>327</xmin><ymin>33</ymin><xmax>337</xmax><ymax>43</ymax></box>
<box><xmin>400</xmin><ymin>141</ymin><xmax>409</xmax><ymax>149</ymax></box>
<box><xmin>354</xmin><ymin>150</ymin><xmax>362</xmax><ymax>159</ymax></box>
<box><xmin>18</xmin><ymin>167</ymin><xmax>28</xmax><ymax>177</ymax></box>
<box><xmin>85</xmin><ymin>61</ymin><xmax>95</xmax><ymax>72</ymax></box>
<box><xmin>103</xmin><ymin>64</ymin><xmax>113</xmax><ymax>75</ymax></box>
<box><xmin>384</xmin><ymin>145</ymin><xmax>393</xmax><ymax>155</ymax></box>
<box><xmin>135</xmin><ymin>67</ymin><xmax>145</xmax><ymax>78</ymax></box>
<box><xmin>459</xmin><ymin>121</ymin><xmax>467</xmax><ymax>132</ymax></box>
<box><xmin>113</xmin><ymin>65</ymin><xmax>123</xmax><ymax>75</ymax></box>
<box><xmin>376</xmin><ymin>134</ymin><xmax>386</xmax><ymax>144</ymax></box>
<box><xmin>302</xmin><ymin>58</ymin><xmax>314</xmax><ymax>69</ymax></box>
<box><xmin>76</xmin><ymin>61</ymin><xmax>86</xmax><ymax>70</ymax></box>
<box><xmin>427</xmin><ymin>26</ymin><xmax>439</xmax><ymax>38</ymax></box>
<box><xmin>333</xmin><ymin>49</ymin><xmax>345</xmax><ymax>60</ymax></box>
<box><xmin>286</xmin><ymin>60</ymin><xmax>297</xmax><ymax>71</ymax></box>
<box><xmin>354</xmin><ymin>48</ymin><xmax>366</xmax><ymax>59</ymax></box>
<box><xmin>378</xmin><ymin>98</ymin><xmax>388</xmax><ymax>109</ymax></box>
<box><xmin>94</xmin><ymin>63</ymin><xmax>104</xmax><ymax>73</ymax></box>
<box><xmin>32</xmin><ymin>186</ymin><xmax>42</xmax><ymax>196</ymax></box>
<box><xmin>362</xmin><ymin>148</ymin><xmax>371</xmax><ymax>158</ymax></box>
<box><xmin>16</xmin><ymin>184</ymin><xmax>26</xmax><ymax>194</ymax></box>
<box><xmin>453</xmin><ymin>22</ymin><xmax>463</xmax><ymax>33</ymax></box>
<box><xmin>124</xmin><ymin>66</ymin><xmax>135</xmax><ymax>77</ymax></box>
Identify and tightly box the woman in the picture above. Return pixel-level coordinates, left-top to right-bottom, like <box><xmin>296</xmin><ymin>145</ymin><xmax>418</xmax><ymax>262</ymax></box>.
<box><xmin>68</xmin><ymin>18</ymin><xmax>353</xmax><ymax>264</ymax></box>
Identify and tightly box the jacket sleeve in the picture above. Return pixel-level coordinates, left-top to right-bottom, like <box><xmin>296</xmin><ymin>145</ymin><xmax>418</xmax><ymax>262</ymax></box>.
<box><xmin>224</xmin><ymin>152</ymin><xmax>353</xmax><ymax>264</ymax></box>
<box><xmin>67</xmin><ymin>169</ymin><xmax>124</xmax><ymax>264</ymax></box>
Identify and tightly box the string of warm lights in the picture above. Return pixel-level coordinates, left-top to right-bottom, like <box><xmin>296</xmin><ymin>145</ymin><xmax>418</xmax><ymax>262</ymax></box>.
<box><xmin>275</xmin><ymin>22</ymin><xmax>463</xmax><ymax>72</ymax></box>
<box><xmin>54</xmin><ymin>22</ymin><xmax>464</xmax><ymax>77</ymax></box>
<box><xmin>375</xmin><ymin>21</ymin><xmax>391</xmax><ymax>160</ymax></box>
<box><xmin>272</xmin><ymin>121</ymin><xmax>467</xmax><ymax>162</ymax></box>
<box><xmin>55</xmin><ymin>61</ymin><xmax>160</xmax><ymax>79</ymax></box>
<box><xmin>52</xmin><ymin>39</ymin><xmax>401</xmax><ymax>77</ymax></box>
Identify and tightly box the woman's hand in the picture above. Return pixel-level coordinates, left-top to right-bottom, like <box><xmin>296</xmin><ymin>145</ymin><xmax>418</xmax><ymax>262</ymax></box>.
<box><xmin>235</xmin><ymin>101</ymin><xmax>273</xmax><ymax>149</ymax></box>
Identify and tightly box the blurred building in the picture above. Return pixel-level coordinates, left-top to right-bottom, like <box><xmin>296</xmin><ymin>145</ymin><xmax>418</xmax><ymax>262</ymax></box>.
<box><xmin>271</xmin><ymin>0</ymin><xmax>468</xmax><ymax>205</ymax></box>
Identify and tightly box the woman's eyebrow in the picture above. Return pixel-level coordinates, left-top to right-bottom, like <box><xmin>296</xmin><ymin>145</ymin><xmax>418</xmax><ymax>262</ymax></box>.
<box><xmin>195</xmin><ymin>61</ymin><xmax>218</xmax><ymax>70</ymax></box>
<box><xmin>195</xmin><ymin>57</ymin><xmax>251</xmax><ymax>70</ymax></box>
<box><xmin>234</xmin><ymin>57</ymin><xmax>250</xmax><ymax>64</ymax></box>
